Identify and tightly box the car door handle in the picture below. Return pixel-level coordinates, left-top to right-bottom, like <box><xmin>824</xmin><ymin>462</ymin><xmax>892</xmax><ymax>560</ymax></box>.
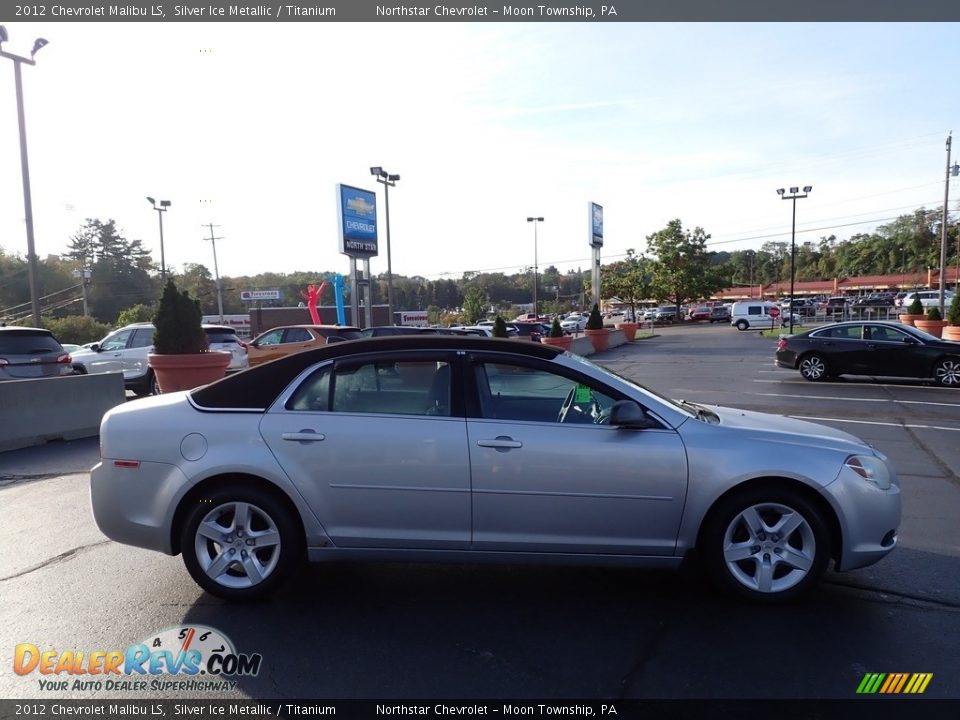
<box><xmin>281</xmin><ymin>431</ymin><xmax>325</xmax><ymax>442</ymax></box>
<box><xmin>866</xmin><ymin>343</ymin><xmax>877</xmax><ymax>350</ymax></box>
<box><xmin>477</xmin><ymin>437</ymin><xmax>522</xmax><ymax>449</ymax></box>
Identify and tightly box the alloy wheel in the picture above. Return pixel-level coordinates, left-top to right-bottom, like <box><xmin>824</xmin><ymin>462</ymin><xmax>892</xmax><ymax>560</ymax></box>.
<box><xmin>934</xmin><ymin>359</ymin><xmax>960</xmax><ymax>387</ymax></box>
<box><xmin>193</xmin><ymin>501</ymin><xmax>282</xmax><ymax>590</ymax></box>
<box><xmin>721</xmin><ymin>502</ymin><xmax>816</xmax><ymax>595</ymax></box>
<box><xmin>799</xmin><ymin>355</ymin><xmax>827</xmax><ymax>381</ymax></box>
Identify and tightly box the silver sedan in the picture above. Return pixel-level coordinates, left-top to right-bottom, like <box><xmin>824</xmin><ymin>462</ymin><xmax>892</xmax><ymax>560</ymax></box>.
<box><xmin>90</xmin><ymin>336</ymin><xmax>900</xmax><ymax>602</ymax></box>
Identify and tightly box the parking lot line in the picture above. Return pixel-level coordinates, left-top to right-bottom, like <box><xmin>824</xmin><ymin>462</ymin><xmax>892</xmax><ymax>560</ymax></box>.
<box><xmin>790</xmin><ymin>416</ymin><xmax>960</xmax><ymax>432</ymax></box>
<box><xmin>752</xmin><ymin>392</ymin><xmax>960</xmax><ymax>408</ymax></box>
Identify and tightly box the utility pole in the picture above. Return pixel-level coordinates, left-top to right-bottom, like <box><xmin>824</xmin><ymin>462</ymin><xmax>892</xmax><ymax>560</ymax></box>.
<box><xmin>204</xmin><ymin>223</ymin><xmax>225</xmax><ymax>324</ymax></box>
<box><xmin>940</xmin><ymin>133</ymin><xmax>959</xmax><ymax>316</ymax></box>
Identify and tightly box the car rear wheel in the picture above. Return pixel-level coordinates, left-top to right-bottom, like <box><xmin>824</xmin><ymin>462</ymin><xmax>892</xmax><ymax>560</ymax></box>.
<box><xmin>180</xmin><ymin>486</ymin><xmax>303</xmax><ymax>600</ymax></box>
<box><xmin>799</xmin><ymin>354</ymin><xmax>828</xmax><ymax>381</ymax></box>
<box><xmin>735</xmin><ymin>320</ymin><xmax>748</xmax><ymax>331</ymax></box>
<box><xmin>702</xmin><ymin>488</ymin><xmax>829</xmax><ymax>602</ymax></box>
<box><xmin>934</xmin><ymin>358</ymin><xmax>960</xmax><ymax>387</ymax></box>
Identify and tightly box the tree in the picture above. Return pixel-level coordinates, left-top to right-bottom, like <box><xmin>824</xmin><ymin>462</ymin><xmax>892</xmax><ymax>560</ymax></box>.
<box><xmin>492</xmin><ymin>316</ymin><xmax>508</xmax><ymax>338</ymax></box>
<box><xmin>462</xmin><ymin>286</ymin><xmax>486</xmax><ymax>325</ymax></box>
<box><xmin>646</xmin><ymin>219</ymin><xmax>722</xmax><ymax>312</ymax></box>
<box><xmin>599</xmin><ymin>249</ymin><xmax>652</xmax><ymax>319</ymax></box>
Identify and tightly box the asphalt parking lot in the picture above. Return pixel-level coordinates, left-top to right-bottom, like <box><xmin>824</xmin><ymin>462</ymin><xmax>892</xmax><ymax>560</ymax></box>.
<box><xmin>1</xmin><ymin>323</ymin><xmax>958</xmax><ymax>702</ymax></box>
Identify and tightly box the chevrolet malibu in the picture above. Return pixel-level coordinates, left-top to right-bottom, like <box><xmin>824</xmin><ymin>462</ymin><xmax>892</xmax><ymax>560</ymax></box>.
<box><xmin>91</xmin><ymin>336</ymin><xmax>900</xmax><ymax>602</ymax></box>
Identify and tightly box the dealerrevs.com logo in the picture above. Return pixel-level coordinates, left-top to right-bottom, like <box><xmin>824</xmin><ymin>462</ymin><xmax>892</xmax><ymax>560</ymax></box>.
<box><xmin>14</xmin><ymin>625</ymin><xmax>262</xmax><ymax>693</ymax></box>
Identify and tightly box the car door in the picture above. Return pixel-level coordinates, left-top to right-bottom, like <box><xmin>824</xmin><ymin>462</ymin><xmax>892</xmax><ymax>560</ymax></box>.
<box><xmin>87</xmin><ymin>328</ymin><xmax>134</xmax><ymax>375</ymax></box>
<box><xmin>464</xmin><ymin>355</ymin><xmax>688</xmax><ymax>556</ymax></box>
<box><xmin>122</xmin><ymin>327</ymin><xmax>154</xmax><ymax>380</ymax></box>
<box><xmin>249</xmin><ymin>328</ymin><xmax>288</xmax><ymax>366</ymax></box>
<box><xmin>862</xmin><ymin>325</ymin><xmax>929</xmax><ymax>379</ymax></box>
<box><xmin>260</xmin><ymin>352</ymin><xmax>471</xmax><ymax>549</ymax></box>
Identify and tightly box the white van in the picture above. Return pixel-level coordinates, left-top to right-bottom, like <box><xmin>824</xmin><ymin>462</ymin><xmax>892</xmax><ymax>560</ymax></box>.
<box><xmin>730</xmin><ymin>301</ymin><xmax>779</xmax><ymax>331</ymax></box>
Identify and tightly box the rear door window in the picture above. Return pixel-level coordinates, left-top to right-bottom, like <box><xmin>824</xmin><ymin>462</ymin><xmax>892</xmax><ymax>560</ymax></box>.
<box><xmin>204</xmin><ymin>328</ymin><xmax>239</xmax><ymax>345</ymax></box>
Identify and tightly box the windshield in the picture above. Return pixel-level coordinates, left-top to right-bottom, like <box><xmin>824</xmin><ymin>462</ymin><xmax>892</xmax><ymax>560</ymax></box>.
<box><xmin>564</xmin><ymin>353</ymin><xmax>696</xmax><ymax>419</ymax></box>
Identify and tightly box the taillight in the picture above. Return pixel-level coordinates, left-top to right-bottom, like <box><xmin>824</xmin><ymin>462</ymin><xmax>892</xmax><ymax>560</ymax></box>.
<box><xmin>238</xmin><ymin>341</ymin><xmax>248</xmax><ymax>350</ymax></box>
<box><xmin>776</xmin><ymin>339</ymin><xmax>787</xmax><ymax>352</ymax></box>
<box><xmin>57</xmin><ymin>354</ymin><xmax>72</xmax><ymax>364</ymax></box>
<box><xmin>113</xmin><ymin>460</ymin><xmax>141</xmax><ymax>469</ymax></box>
<box><xmin>0</xmin><ymin>358</ymin><xmax>8</xmax><ymax>366</ymax></box>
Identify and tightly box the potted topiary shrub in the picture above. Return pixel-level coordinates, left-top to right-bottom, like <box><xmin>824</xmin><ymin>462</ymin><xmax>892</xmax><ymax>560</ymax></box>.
<box><xmin>944</xmin><ymin>292</ymin><xmax>960</xmax><ymax>342</ymax></box>
<box><xmin>615</xmin><ymin>310</ymin><xmax>639</xmax><ymax>342</ymax></box>
<box><xmin>583</xmin><ymin>304</ymin><xmax>610</xmax><ymax>352</ymax></box>
<box><xmin>899</xmin><ymin>296</ymin><xmax>925</xmax><ymax>327</ymax></box>
<box><xmin>492</xmin><ymin>315</ymin><xmax>509</xmax><ymax>338</ymax></box>
<box><xmin>541</xmin><ymin>317</ymin><xmax>572</xmax><ymax>351</ymax></box>
<box><xmin>915</xmin><ymin>306</ymin><xmax>947</xmax><ymax>338</ymax></box>
<box><xmin>147</xmin><ymin>280</ymin><xmax>230</xmax><ymax>393</ymax></box>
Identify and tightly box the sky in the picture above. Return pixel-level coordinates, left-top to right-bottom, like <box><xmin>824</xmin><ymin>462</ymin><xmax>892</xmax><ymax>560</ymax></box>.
<box><xmin>1</xmin><ymin>21</ymin><xmax>959</xmax><ymax>288</ymax></box>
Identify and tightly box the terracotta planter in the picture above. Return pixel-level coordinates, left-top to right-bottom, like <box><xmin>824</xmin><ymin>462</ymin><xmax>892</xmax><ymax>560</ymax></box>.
<box><xmin>584</xmin><ymin>328</ymin><xmax>610</xmax><ymax>353</ymax></box>
<box><xmin>615</xmin><ymin>322</ymin><xmax>639</xmax><ymax>341</ymax></box>
<box><xmin>541</xmin><ymin>335</ymin><xmax>573</xmax><ymax>351</ymax></box>
<box><xmin>148</xmin><ymin>351</ymin><xmax>231</xmax><ymax>393</ymax></box>
<box><xmin>943</xmin><ymin>325</ymin><xmax>960</xmax><ymax>342</ymax></box>
<box><xmin>914</xmin><ymin>320</ymin><xmax>947</xmax><ymax>338</ymax></box>
<box><xmin>899</xmin><ymin>313</ymin><xmax>926</xmax><ymax>327</ymax></box>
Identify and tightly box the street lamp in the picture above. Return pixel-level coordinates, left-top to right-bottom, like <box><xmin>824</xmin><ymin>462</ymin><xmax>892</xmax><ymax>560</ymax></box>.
<box><xmin>371</xmin><ymin>167</ymin><xmax>400</xmax><ymax>324</ymax></box>
<box><xmin>776</xmin><ymin>186</ymin><xmax>812</xmax><ymax>333</ymax></box>
<box><xmin>527</xmin><ymin>217</ymin><xmax>544</xmax><ymax>316</ymax></box>
<box><xmin>900</xmin><ymin>246</ymin><xmax>906</xmax><ymax>290</ymax></box>
<box><xmin>146</xmin><ymin>197</ymin><xmax>171</xmax><ymax>285</ymax></box>
<box><xmin>1</xmin><ymin>26</ymin><xmax>49</xmax><ymax>327</ymax></box>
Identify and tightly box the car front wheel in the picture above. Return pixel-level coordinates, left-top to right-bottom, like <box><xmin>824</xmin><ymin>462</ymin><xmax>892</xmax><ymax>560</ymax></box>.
<box><xmin>702</xmin><ymin>488</ymin><xmax>830</xmax><ymax>602</ymax></box>
<box><xmin>799</xmin><ymin>354</ymin><xmax>828</xmax><ymax>381</ymax></box>
<box><xmin>735</xmin><ymin>320</ymin><xmax>748</xmax><ymax>331</ymax></box>
<box><xmin>180</xmin><ymin>486</ymin><xmax>303</xmax><ymax>600</ymax></box>
<box><xmin>934</xmin><ymin>358</ymin><xmax>960</xmax><ymax>387</ymax></box>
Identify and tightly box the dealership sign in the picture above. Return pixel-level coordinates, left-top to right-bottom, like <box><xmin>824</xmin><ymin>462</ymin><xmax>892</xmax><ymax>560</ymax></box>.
<box><xmin>338</xmin><ymin>184</ymin><xmax>378</xmax><ymax>257</ymax></box>
<box><xmin>589</xmin><ymin>202</ymin><xmax>603</xmax><ymax>248</ymax></box>
<box><xmin>239</xmin><ymin>289</ymin><xmax>281</xmax><ymax>301</ymax></box>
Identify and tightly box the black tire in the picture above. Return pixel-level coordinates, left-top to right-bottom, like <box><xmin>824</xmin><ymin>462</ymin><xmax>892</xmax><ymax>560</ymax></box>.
<box><xmin>798</xmin><ymin>353</ymin><xmax>829</xmax><ymax>382</ymax></box>
<box><xmin>701</xmin><ymin>486</ymin><xmax>830</xmax><ymax>602</ymax></box>
<box><xmin>933</xmin><ymin>358</ymin><xmax>960</xmax><ymax>388</ymax></box>
<box><xmin>180</xmin><ymin>485</ymin><xmax>303</xmax><ymax>600</ymax></box>
<box><xmin>735</xmin><ymin>320</ymin><xmax>748</xmax><ymax>331</ymax></box>
<box><xmin>132</xmin><ymin>372</ymin><xmax>155</xmax><ymax>398</ymax></box>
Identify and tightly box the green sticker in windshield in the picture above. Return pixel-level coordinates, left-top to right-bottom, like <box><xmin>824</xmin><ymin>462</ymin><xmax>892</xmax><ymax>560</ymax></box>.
<box><xmin>574</xmin><ymin>384</ymin><xmax>592</xmax><ymax>403</ymax></box>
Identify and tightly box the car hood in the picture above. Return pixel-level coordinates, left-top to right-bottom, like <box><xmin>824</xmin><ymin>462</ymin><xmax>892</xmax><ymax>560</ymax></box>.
<box><xmin>704</xmin><ymin>404</ymin><xmax>873</xmax><ymax>454</ymax></box>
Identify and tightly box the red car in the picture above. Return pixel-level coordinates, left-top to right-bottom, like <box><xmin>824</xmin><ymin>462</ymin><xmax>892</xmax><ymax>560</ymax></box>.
<box><xmin>688</xmin><ymin>305</ymin><xmax>712</xmax><ymax>321</ymax></box>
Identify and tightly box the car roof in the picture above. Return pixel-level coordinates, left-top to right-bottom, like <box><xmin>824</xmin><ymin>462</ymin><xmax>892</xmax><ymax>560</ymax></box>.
<box><xmin>191</xmin><ymin>335</ymin><xmax>562</xmax><ymax>411</ymax></box>
<box><xmin>0</xmin><ymin>326</ymin><xmax>54</xmax><ymax>334</ymax></box>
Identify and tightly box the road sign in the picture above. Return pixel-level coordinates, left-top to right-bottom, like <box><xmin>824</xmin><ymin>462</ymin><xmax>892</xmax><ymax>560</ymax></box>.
<box><xmin>240</xmin><ymin>289</ymin><xmax>281</xmax><ymax>301</ymax></box>
<box><xmin>769</xmin><ymin>306</ymin><xmax>780</xmax><ymax>318</ymax></box>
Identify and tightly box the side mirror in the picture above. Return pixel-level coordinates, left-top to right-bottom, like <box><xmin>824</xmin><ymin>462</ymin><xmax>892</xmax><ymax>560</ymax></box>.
<box><xmin>91</xmin><ymin>343</ymin><xmax>101</xmax><ymax>353</ymax></box>
<box><xmin>609</xmin><ymin>400</ymin><xmax>656</xmax><ymax>429</ymax></box>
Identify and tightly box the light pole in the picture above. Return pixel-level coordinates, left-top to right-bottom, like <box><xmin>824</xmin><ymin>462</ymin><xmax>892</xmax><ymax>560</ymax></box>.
<box><xmin>938</xmin><ymin>134</ymin><xmax>959</xmax><ymax>316</ymax></box>
<box><xmin>776</xmin><ymin>186</ymin><xmax>812</xmax><ymax>333</ymax></box>
<box><xmin>1</xmin><ymin>26</ymin><xmax>49</xmax><ymax>327</ymax></box>
<box><xmin>371</xmin><ymin>167</ymin><xmax>400</xmax><ymax>324</ymax></box>
<box><xmin>147</xmin><ymin>197</ymin><xmax>171</xmax><ymax>285</ymax></box>
<box><xmin>900</xmin><ymin>246</ymin><xmax>906</xmax><ymax>290</ymax></box>
<box><xmin>527</xmin><ymin>217</ymin><xmax>544</xmax><ymax>316</ymax></box>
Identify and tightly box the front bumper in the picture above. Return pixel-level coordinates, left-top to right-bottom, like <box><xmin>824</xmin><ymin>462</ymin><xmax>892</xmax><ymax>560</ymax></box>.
<box><xmin>827</xmin><ymin>465</ymin><xmax>901</xmax><ymax>572</ymax></box>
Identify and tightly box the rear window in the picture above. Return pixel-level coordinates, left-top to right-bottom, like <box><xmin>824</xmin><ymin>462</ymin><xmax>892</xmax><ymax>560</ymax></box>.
<box><xmin>0</xmin><ymin>330</ymin><xmax>63</xmax><ymax>355</ymax></box>
<box><xmin>319</xmin><ymin>329</ymin><xmax>363</xmax><ymax>341</ymax></box>
<box><xmin>204</xmin><ymin>328</ymin><xmax>239</xmax><ymax>344</ymax></box>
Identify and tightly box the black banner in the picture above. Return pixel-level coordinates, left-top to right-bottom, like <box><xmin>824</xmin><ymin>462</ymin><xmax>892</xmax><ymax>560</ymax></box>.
<box><xmin>1</xmin><ymin>699</ymin><xmax>959</xmax><ymax>720</ymax></box>
<box><xmin>1</xmin><ymin>1</ymin><xmax>960</xmax><ymax>22</ymax></box>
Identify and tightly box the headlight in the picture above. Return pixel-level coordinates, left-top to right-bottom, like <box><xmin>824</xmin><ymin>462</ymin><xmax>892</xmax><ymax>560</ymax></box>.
<box><xmin>844</xmin><ymin>455</ymin><xmax>892</xmax><ymax>490</ymax></box>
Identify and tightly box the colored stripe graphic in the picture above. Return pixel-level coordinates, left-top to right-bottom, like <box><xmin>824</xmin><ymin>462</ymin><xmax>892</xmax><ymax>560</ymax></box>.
<box><xmin>857</xmin><ymin>673</ymin><xmax>932</xmax><ymax>694</ymax></box>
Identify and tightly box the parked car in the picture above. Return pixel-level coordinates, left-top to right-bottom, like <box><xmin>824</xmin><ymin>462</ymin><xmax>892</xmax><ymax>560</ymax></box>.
<box><xmin>71</xmin><ymin>322</ymin><xmax>250</xmax><ymax>396</ymax></box>
<box><xmin>775</xmin><ymin>321</ymin><xmax>960</xmax><ymax>386</ymax></box>
<box><xmin>0</xmin><ymin>326</ymin><xmax>73</xmax><ymax>381</ymax></box>
<box><xmin>900</xmin><ymin>290</ymin><xmax>956</xmax><ymax>310</ymax></box>
<box><xmin>688</xmin><ymin>306</ymin><xmax>712</xmax><ymax>322</ymax></box>
<box><xmin>511</xmin><ymin>322</ymin><xmax>549</xmax><ymax>341</ymax></box>
<box><xmin>246</xmin><ymin>325</ymin><xmax>362</xmax><ymax>367</ymax></box>
<box><xmin>644</xmin><ymin>306</ymin><xmax>679</xmax><ymax>324</ymax></box>
<box><xmin>448</xmin><ymin>326</ymin><xmax>519</xmax><ymax>337</ymax></box>
<box><xmin>819</xmin><ymin>297</ymin><xmax>851</xmax><ymax>316</ymax></box>
<box><xmin>560</xmin><ymin>315</ymin><xmax>587</xmax><ymax>333</ymax></box>
<box><xmin>60</xmin><ymin>343</ymin><xmax>83</xmax><ymax>355</ymax></box>
<box><xmin>91</xmin><ymin>335</ymin><xmax>901</xmax><ymax>602</ymax></box>
<box><xmin>709</xmin><ymin>306</ymin><xmax>731</xmax><ymax>323</ymax></box>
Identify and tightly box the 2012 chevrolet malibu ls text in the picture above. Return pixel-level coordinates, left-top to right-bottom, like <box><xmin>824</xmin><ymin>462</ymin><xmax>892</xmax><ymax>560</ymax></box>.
<box><xmin>90</xmin><ymin>336</ymin><xmax>901</xmax><ymax>602</ymax></box>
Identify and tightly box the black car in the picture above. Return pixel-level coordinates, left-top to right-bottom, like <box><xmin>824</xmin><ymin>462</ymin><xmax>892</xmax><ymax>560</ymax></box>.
<box><xmin>361</xmin><ymin>326</ymin><xmax>437</xmax><ymax>338</ymax></box>
<box><xmin>775</xmin><ymin>321</ymin><xmax>960</xmax><ymax>386</ymax></box>
<box><xmin>510</xmin><ymin>322</ymin><xmax>549</xmax><ymax>341</ymax></box>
